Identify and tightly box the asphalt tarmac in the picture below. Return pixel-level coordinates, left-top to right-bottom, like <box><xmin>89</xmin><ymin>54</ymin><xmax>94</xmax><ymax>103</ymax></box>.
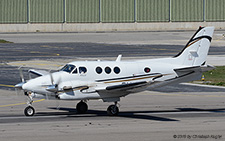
<box><xmin>1</xmin><ymin>90</ymin><xmax>225</xmax><ymax>141</ymax></box>
<box><xmin>0</xmin><ymin>31</ymin><xmax>225</xmax><ymax>141</ymax></box>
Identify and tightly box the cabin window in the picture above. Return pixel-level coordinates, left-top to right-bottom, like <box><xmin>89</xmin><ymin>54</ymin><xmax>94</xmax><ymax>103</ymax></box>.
<box><xmin>96</xmin><ymin>67</ymin><xmax>102</xmax><ymax>74</ymax></box>
<box><xmin>144</xmin><ymin>67</ymin><xmax>151</xmax><ymax>73</ymax></box>
<box><xmin>105</xmin><ymin>67</ymin><xmax>111</xmax><ymax>74</ymax></box>
<box><xmin>79</xmin><ymin>67</ymin><xmax>87</xmax><ymax>74</ymax></box>
<box><xmin>114</xmin><ymin>66</ymin><xmax>120</xmax><ymax>74</ymax></box>
<box><xmin>60</xmin><ymin>64</ymin><xmax>75</xmax><ymax>73</ymax></box>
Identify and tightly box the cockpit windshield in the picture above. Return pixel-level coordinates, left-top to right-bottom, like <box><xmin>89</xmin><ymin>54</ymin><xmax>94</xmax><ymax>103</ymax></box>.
<box><xmin>60</xmin><ymin>64</ymin><xmax>76</xmax><ymax>73</ymax></box>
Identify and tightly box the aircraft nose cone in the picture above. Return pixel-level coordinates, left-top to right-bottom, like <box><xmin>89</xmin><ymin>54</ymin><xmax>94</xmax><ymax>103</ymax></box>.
<box><xmin>15</xmin><ymin>82</ymin><xmax>26</xmax><ymax>88</ymax></box>
<box><xmin>22</xmin><ymin>81</ymin><xmax>33</xmax><ymax>91</ymax></box>
<box><xmin>22</xmin><ymin>82</ymin><xmax>28</xmax><ymax>90</ymax></box>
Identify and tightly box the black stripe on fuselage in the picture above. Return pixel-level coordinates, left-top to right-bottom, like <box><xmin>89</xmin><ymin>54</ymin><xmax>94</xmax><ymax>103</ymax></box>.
<box><xmin>95</xmin><ymin>73</ymin><xmax>161</xmax><ymax>82</ymax></box>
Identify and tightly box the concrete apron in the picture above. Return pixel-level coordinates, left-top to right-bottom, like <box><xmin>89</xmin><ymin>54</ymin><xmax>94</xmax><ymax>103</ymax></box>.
<box><xmin>0</xmin><ymin>22</ymin><xmax>225</xmax><ymax>32</ymax></box>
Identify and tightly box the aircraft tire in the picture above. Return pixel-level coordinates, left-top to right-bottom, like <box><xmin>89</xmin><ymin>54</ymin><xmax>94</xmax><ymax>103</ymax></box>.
<box><xmin>107</xmin><ymin>105</ymin><xmax>119</xmax><ymax>116</ymax></box>
<box><xmin>76</xmin><ymin>101</ymin><xmax>88</xmax><ymax>114</ymax></box>
<box><xmin>24</xmin><ymin>106</ymin><xmax>35</xmax><ymax>116</ymax></box>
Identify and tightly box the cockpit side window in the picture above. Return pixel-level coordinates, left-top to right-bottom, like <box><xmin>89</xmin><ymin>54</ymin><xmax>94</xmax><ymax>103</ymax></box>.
<box><xmin>72</xmin><ymin>68</ymin><xmax>78</xmax><ymax>74</ymax></box>
<box><xmin>79</xmin><ymin>67</ymin><xmax>87</xmax><ymax>74</ymax></box>
<box><xmin>60</xmin><ymin>64</ymin><xmax>76</xmax><ymax>73</ymax></box>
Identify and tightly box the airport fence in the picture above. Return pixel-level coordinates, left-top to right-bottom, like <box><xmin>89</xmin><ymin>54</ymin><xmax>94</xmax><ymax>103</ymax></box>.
<box><xmin>0</xmin><ymin>0</ymin><xmax>225</xmax><ymax>23</ymax></box>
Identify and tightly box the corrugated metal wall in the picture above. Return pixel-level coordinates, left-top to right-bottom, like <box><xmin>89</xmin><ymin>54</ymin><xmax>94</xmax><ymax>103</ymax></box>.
<box><xmin>101</xmin><ymin>0</ymin><xmax>134</xmax><ymax>23</ymax></box>
<box><xmin>206</xmin><ymin>0</ymin><xmax>225</xmax><ymax>21</ymax></box>
<box><xmin>136</xmin><ymin>0</ymin><xmax>169</xmax><ymax>22</ymax></box>
<box><xmin>0</xmin><ymin>0</ymin><xmax>225</xmax><ymax>23</ymax></box>
<box><xmin>66</xmin><ymin>0</ymin><xmax>99</xmax><ymax>23</ymax></box>
<box><xmin>0</xmin><ymin>0</ymin><xmax>27</xmax><ymax>23</ymax></box>
<box><xmin>171</xmin><ymin>0</ymin><xmax>204</xmax><ymax>22</ymax></box>
<box><xmin>30</xmin><ymin>0</ymin><xmax>64</xmax><ymax>23</ymax></box>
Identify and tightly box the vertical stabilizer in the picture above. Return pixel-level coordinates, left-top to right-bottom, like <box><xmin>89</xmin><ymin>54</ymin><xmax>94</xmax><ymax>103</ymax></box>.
<box><xmin>174</xmin><ymin>27</ymin><xmax>214</xmax><ymax>66</ymax></box>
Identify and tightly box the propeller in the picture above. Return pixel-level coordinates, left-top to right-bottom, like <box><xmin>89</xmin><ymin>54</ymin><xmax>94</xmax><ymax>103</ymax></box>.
<box><xmin>45</xmin><ymin>71</ymin><xmax>62</xmax><ymax>108</ymax></box>
<box><xmin>46</xmin><ymin>72</ymin><xmax>61</xmax><ymax>93</ymax></box>
<box><xmin>19</xmin><ymin>66</ymin><xmax>25</xmax><ymax>82</ymax></box>
<box><xmin>14</xmin><ymin>66</ymin><xmax>27</xmax><ymax>96</ymax></box>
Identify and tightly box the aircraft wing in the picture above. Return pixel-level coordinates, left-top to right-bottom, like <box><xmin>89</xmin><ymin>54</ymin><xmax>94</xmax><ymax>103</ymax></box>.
<box><xmin>28</xmin><ymin>69</ymin><xmax>50</xmax><ymax>76</ymax></box>
<box><xmin>94</xmin><ymin>73</ymin><xmax>163</xmax><ymax>100</ymax></box>
<box><xmin>105</xmin><ymin>81</ymin><xmax>149</xmax><ymax>91</ymax></box>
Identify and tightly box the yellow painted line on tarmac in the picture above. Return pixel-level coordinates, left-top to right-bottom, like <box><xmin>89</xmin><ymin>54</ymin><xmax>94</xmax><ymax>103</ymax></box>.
<box><xmin>0</xmin><ymin>84</ymin><xmax>15</xmax><ymax>88</ymax></box>
<box><xmin>0</xmin><ymin>99</ymin><xmax>45</xmax><ymax>108</ymax></box>
<box><xmin>11</xmin><ymin>62</ymin><xmax>61</xmax><ymax>67</ymax></box>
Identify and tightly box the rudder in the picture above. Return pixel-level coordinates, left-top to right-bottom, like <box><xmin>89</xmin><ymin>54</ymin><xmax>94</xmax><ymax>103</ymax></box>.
<box><xmin>174</xmin><ymin>26</ymin><xmax>214</xmax><ymax>66</ymax></box>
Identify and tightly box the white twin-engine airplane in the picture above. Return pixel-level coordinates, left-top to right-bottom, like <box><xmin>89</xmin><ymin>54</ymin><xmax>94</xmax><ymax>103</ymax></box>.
<box><xmin>15</xmin><ymin>26</ymin><xmax>214</xmax><ymax>116</ymax></box>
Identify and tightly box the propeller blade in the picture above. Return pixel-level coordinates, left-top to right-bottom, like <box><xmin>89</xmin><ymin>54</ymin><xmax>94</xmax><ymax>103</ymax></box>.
<box><xmin>56</xmin><ymin>99</ymin><xmax>60</xmax><ymax>110</ymax></box>
<box><xmin>49</xmin><ymin>72</ymin><xmax>54</xmax><ymax>85</ymax></box>
<box><xmin>15</xmin><ymin>87</ymin><xmax>23</xmax><ymax>96</ymax></box>
<box><xmin>55</xmin><ymin>76</ymin><xmax>61</xmax><ymax>86</ymax></box>
<box><xmin>18</xmin><ymin>67</ymin><xmax>25</xmax><ymax>82</ymax></box>
<box><xmin>45</xmin><ymin>93</ymin><xmax>49</xmax><ymax>100</ymax></box>
<box><xmin>47</xmin><ymin>71</ymin><xmax>62</xmax><ymax>93</ymax></box>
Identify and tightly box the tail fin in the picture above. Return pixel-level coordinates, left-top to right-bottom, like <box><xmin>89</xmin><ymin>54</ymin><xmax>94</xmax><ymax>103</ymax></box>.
<box><xmin>174</xmin><ymin>26</ymin><xmax>214</xmax><ymax>66</ymax></box>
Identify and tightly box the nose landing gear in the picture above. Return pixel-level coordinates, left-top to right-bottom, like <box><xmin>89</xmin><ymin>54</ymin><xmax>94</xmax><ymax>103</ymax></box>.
<box><xmin>24</xmin><ymin>92</ymin><xmax>35</xmax><ymax>116</ymax></box>
<box><xmin>24</xmin><ymin>106</ymin><xmax>35</xmax><ymax>116</ymax></box>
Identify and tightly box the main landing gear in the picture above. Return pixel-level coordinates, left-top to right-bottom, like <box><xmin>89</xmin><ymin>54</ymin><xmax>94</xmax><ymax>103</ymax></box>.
<box><xmin>24</xmin><ymin>92</ymin><xmax>35</xmax><ymax>116</ymax></box>
<box><xmin>75</xmin><ymin>101</ymin><xmax>120</xmax><ymax>116</ymax></box>
<box><xmin>107</xmin><ymin>102</ymin><xmax>119</xmax><ymax>116</ymax></box>
<box><xmin>76</xmin><ymin>101</ymin><xmax>88</xmax><ymax>114</ymax></box>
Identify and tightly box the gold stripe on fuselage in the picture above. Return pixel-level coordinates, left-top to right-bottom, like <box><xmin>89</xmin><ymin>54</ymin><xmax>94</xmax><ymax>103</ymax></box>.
<box><xmin>104</xmin><ymin>74</ymin><xmax>170</xmax><ymax>84</ymax></box>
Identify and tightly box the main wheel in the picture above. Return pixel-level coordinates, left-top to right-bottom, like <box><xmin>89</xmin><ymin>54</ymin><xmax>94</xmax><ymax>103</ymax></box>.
<box><xmin>24</xmin><ymin>106</ymin><xmax>35</xmax><ymax>116</ymax></box>
<box><xmin>107</xmin><ymin>105</ymin><xmax>119</xmax><ymax>116</ymax></box>
<box><xmin>76</xmin><ymin>101</ymin><xmax>88</xmax><ymax>114</ymax></box>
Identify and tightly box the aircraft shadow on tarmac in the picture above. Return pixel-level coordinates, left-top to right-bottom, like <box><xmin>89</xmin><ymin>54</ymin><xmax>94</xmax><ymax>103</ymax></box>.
<box><xmin>38</xmin><ymin>107</ymin><xmax>178</xmax><ymax>122</ymax></box>
<box><xmin>35</xmin><ymin>107</ymin><xmax>225</xmax><ymax>121</ymax></box>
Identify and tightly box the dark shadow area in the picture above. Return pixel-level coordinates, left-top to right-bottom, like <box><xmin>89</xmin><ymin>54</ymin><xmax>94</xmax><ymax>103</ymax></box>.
<box><xmin>176</xmin><ymin>108</ymin><xmax>225</xmax><ymax>113</ymax></box>
<box><xmin>1</xmin><ymin>107</ymin><xmax>225</xmax><ymax>124</ymax></box>
<box><xmin>152</xmin><ymin>83</ymin><xmax>225</xmax><ymax>93</ymax></box>
<box><xmin>45</xmin><ymin>107</ymin><xmax>178</xmax><ymax>121</ymax></box>
<box><xmin>34</xmin><ymin>106</ymin><xmax>225</xmax><ymax>121</ymax></box>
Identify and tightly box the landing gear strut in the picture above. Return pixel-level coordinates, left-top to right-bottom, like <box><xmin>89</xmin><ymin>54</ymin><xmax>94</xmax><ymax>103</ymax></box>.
<box><xmin>76</xmin><ymin>101</ymin><xmax>88</xmax><ymax>114</ymax></box>
<box><xmin>107</xmin><ymin>101</ymin><xmax>119</xmax><ymax>116</ymax></box>
<box><xmin>24</xmin><ymin>92</ymin><xmax>35</xmax><ymax>116</ymax></box>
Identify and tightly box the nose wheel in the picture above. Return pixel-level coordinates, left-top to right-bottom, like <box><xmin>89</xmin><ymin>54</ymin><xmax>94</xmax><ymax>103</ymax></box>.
<box><xmin>24</xmin><ymin>106</ymin><xmax>35</xmax><ymax>116</ymax></box>
<box><xmin>107</xmin><ymin>102</ymin><xmax>119</xmax><ymax>116</ymax></box>
<box><xmin>24</xmin><ymin>92</ymin><xmax>35</xmax><ymax>116</ymax></box>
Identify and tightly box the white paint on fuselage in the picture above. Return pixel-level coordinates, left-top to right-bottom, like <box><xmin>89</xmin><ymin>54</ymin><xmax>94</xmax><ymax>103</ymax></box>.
<box><xmin>22</xmin><ymin>57</ymin><xmax>180</xmax><ymax>101</ymax></box>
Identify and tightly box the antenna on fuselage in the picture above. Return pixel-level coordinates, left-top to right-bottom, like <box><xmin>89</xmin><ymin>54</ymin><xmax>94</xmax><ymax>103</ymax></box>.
<box><xmin>116</xmin><ymin>54</ymin><xmax>122</xmax><ymax>62</ymax></box>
